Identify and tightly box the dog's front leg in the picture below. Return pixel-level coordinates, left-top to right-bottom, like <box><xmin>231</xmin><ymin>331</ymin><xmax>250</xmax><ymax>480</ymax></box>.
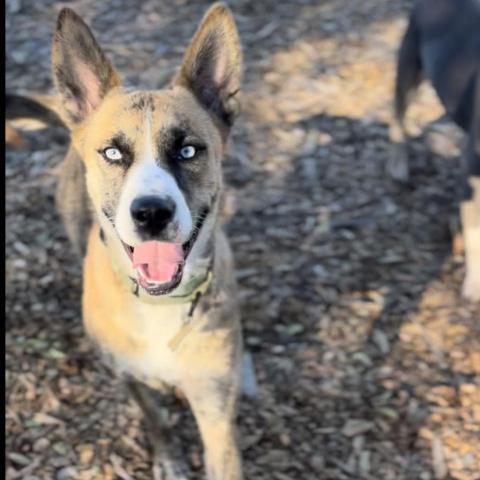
<box><xmin>461</xmin><ymin>83</ymin><xmax>480</xmax><ymax>302</ymax></box>
<box><xmin>185</xmin><ymin>376</ymin><xmax>243</xmax><ymax>480</ymax></box>
<box><xmin>461</xmin><ymin>176</ymin><xmax>480</xmax><ymax>301</ymax></box>
<box><xmin>126</xmin><ymin>379</ymin><xmax>191</xmax><ymax>480</ymax></box>
<box><xmin>387</xmin><ymin>12</ymin><xmax>422</xmax><ymax>183</ymax></box>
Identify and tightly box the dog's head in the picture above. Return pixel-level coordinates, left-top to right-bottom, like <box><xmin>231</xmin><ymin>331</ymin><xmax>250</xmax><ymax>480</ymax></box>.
<box><xmin>52</xmin><ymin>4</ymin><xmax>242</xmax><ymax>296</ymax></box>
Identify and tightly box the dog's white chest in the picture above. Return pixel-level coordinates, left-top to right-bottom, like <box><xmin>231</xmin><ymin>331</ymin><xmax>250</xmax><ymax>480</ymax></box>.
<box><xmin>112</xmin><ymin>301</ymin><xmax>191</xmax><ymax>386</ymax></box>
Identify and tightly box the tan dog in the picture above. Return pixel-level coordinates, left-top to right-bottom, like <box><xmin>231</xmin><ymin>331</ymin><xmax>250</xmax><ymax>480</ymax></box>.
<box><xmin>8</xmin><ymin>4</ymin><xmax>245</xmax><ymax>479</ymax></box>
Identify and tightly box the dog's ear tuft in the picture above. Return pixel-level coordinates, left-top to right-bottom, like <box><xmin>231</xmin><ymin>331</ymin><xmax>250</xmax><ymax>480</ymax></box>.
<box><xmin>52</xmin><ymin>8</ymin><xmax>121</xmax><ymax>124</ymax></box>
<box><xmin>174</xmin><ymin>3</ymin><xmax>242</xmax><ymax>130</ymax></box>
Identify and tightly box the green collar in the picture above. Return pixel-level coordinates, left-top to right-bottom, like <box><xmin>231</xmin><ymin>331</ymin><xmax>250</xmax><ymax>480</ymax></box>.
<box><xmin>129</xmin><ymin>262</ymin><xmax>213</xmax><ymax>306</ymax></box>
<box><xmin>166</xmin><ymin>267</ymin><xmax>213</xmax><ymax>352</ymax></box>
<box><xmin>158</xmin><ymin>268</ymin><xmax>212</xmax><ymax>306</ymax></box>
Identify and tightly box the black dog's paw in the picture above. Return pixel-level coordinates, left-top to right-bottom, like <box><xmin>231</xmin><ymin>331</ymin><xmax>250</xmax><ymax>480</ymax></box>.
<box><xmin>426</xmin><ymin>121</ymin><xmax>462</xmax><ymax>157</ymax></box>
<box><xmin>387</xmin><ymin>143</ymin><xmax>410</xmax><ymax>183</ymax></box>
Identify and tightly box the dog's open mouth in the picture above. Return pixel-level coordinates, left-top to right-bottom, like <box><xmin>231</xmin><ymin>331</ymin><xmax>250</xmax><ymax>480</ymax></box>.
<box><xmin>121</xmin><ymin>207</ymin><xmax>209</xmax><ymax>296</ymax></box>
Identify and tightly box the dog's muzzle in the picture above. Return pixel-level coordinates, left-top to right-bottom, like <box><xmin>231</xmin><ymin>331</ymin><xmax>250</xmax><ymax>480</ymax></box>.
<box><xmin>121</xmin><ymin>205</ymin><xmax>210</xmax><ymax>296</ymax></box>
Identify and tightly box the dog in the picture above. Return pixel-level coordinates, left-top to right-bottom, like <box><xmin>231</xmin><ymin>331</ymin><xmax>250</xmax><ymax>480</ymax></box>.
<box><xmin>7</xmin><ymin>4</ymin><xmax>245</xmax><ymax>479</ymax></box>
<box><xmin>387</xmin><ymin>0</ymin><xmax>480</xmax><ymax>301</ymax></box>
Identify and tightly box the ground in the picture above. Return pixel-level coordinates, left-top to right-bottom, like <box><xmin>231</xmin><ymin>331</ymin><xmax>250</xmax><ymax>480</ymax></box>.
<box><xmin>5</xmin><ymin>0</ymin><xmax>480</xmax><ymax>479</ymax></box>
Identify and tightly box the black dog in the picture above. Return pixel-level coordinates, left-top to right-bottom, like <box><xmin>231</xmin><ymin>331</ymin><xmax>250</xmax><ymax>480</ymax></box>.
<box><xmin>388</xmin><ymin>0</ymin><xmax>480</xmax><ymax>301</ymax></box>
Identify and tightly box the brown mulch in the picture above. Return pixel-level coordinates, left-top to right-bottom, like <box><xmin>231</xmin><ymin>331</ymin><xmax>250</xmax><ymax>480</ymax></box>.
<box><xmin>6</xmin><ymin>0</ymin><xmax>480</xmax><ymax>479</ymax></box>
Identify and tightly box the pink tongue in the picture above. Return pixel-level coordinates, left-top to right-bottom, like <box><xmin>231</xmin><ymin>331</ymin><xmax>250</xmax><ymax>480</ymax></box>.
<box><xmin>132</xmin><ymin>241</ymin><xmax>183</xmax><ymax>283</ymax></box>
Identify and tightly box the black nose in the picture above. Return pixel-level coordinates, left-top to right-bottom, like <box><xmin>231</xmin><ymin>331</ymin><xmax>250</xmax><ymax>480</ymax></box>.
<box><xmin>130</xmin><ymin>196</ymin><xmax>176</xmax><ymax>237</ymax></box>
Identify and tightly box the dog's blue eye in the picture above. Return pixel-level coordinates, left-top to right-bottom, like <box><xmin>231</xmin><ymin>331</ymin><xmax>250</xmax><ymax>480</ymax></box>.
<box><xmin>103</xmin><ymin>147</ymin><xmax>123</xmax><ymax>161</ymax></box>
<box><xmin>180</xmin><ymin>145</ymin><xmax>196</xmax><ymax>159</ymax></box>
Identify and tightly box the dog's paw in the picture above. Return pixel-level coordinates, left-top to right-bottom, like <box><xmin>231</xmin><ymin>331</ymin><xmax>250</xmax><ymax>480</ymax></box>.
<box><xmin>462</xmin><ymin>274</ymin><xmax>480</xmax><ymax>302</ymax></box>
<box><xmin>152</xmin><ymin>458</ymin><xmax>190</xmax><ymax>480</ymax></box>
<box><xmin>386</xmin><ymin>144</ymin><xmax>409</xmax><ymax>183</ymax></box>
<box><xmin>426</xmin><ymin>121</ymin><xmax>462</xmax><ymax>157</ymax></box>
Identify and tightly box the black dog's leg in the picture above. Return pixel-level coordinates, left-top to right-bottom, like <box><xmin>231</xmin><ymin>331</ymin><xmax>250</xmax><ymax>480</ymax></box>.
<box><xmin>388</xmin><ymin>14</ymin><xmax>423</xmax><ymax>182</ymax></box>
<box><xmin>460</xmin><ymin>75</ymin><xmax>480</xmax><ymax>301</ymax></box>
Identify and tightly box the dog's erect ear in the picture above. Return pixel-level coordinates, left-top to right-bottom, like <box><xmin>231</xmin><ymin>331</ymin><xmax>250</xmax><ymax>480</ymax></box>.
<box><xmin>174</xmin><ymin>3</ymin><xmax>242</xmax><ymax>130</ymax></box>
<box><xmin>52</xmin><ymin>8</ymin><xmax>121</xmax><ymax>124</ymax></box>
